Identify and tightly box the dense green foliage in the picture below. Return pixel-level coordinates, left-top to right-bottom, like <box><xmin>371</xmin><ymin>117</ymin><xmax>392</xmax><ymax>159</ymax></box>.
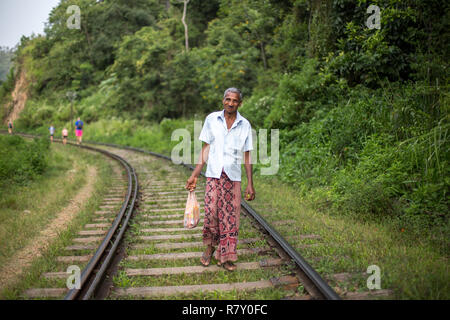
<box><xmin>0</xmin><ymin>47</ymin><xmax>15</xmax><ymax>120</ymax></box>
<box><xmin>0</xmin><ymin>47</ymin><xmax>14</xmax><ymax>82</ymax></box>
<box><xmin>0</xmin><ymin>135</ymin><xmax>50</xmax><ymax>186</ymax></box>
<box><xmin>1</xmin><ymin>0</ymin><xmax>449</xmax><ymax>234</ymax></box>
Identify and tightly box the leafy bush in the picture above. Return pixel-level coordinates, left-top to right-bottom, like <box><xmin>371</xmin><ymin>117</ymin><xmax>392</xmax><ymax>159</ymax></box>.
<box><xmin>0</xmin><ymin>135</ymin><xmax>50</xmax><ymax>186</ymax></box>
<box><xmin>239</xmin><ymin>90</ymin><xmax>275</xmax><ymax>129</ymax></box>
<box><xmin>330</xmin><ymin>124</ymin><xmax>449</xmax><ymax>226</ymax></box>
<box><xmin>268</xmin><ymin>77</ymin><xmax>449</xmax><ymax>228</ymax></box>
<box><xmin>83</xmin><ymin>118</ymin><xmax>190</xmax><ymax>156</ymax></box>
<box><xmin>0</xmin><ymin>67</ymin><xmax>15</xmax><ymax>118</ymax></box>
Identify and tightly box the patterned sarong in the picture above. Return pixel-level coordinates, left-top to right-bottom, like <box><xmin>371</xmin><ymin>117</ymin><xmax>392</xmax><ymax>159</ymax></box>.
<box><xmin>203</xmin><ymin>170</ymin><xmax>241</xmax><ymax>263</ymax></box>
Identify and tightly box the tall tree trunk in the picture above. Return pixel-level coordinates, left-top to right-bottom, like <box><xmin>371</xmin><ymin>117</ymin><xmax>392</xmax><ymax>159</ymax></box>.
<box><xmin>260</xmin><ymin>41</ymin><xmax>267</xmax><ymax>70</ymax></box>
<box><xmin>81</xmin><ymin>17</ymin><xmax>95</xmax><ymax>66</ymax></box>
<box><xmin>181</xmin><ymin>0</ymin><xmax>190</xmax><ymax>52</ymax></box>
<box><xmin>165</xmin><ymin>0</ymin><xmax>170</xmax><ymax>11</ymax></box>
<box><xmin>307</xmin><ymin>0</ymin><xmax>312</xmax><ymax>42</ymax></box>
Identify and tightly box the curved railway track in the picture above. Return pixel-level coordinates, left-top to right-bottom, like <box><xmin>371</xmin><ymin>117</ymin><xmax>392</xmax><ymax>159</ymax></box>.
<box><xmin>63</xmin><ymin>144</ymin><xmax>138</xmax><ymax>300</ymax></box>
<box><xmin>72</xmin><ymin>141</ymin><xmax>340</xmax><ymax>301</ymax></box>
<box><xmin>4</xmin><ymin>132</ymin><xmax>340</xmax><ymax>300</ymax></box>
<box><xmin>11</xmin><ymin>137</ymin><xmax>138</xmax><ymax>300</ymax></box>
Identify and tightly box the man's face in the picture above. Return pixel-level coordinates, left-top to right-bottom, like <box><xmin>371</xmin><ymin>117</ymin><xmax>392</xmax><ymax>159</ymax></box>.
<box><xmin>223</xmin><ymin>92</ymin><xmax>241</xmax><ymax>115</ymax></box>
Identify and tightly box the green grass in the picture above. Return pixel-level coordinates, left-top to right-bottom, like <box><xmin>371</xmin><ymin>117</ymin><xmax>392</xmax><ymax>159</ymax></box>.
<box><xmin>0</xmin><ymin>141</ymin><xmax>118</xmax><ymax>299</ymax></box>
<box><xmin>0</xmin><ymin>143</ymin><xmax>85</xmax><ymax>268</ymax></box>
<box><xmin>244</xmin><ymin>173</ymin><xmax>450</xmax><ymax>300</ymax></box>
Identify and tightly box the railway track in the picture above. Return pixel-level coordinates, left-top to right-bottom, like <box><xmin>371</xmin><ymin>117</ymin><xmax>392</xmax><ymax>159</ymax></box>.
<box><xmin>72</xmin><ymin>142</ymin><xmax>339</xmax><ymax>300</ymax></box>
<box><xmin>20</xmin><ymin>140</ymin><xmax>138</xmax><ymax>300</ymax></box>
<box><xmin>6</xmin><ymin>133</ymin><xmax>341</xmax><ymax>300</ymax></box>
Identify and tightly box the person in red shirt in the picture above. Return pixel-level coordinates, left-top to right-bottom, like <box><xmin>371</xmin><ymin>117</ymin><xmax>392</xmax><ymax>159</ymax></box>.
<box><xmin>75</xmin><ymin>117</ymin><xmax>84</xmax><ymax>145</ymax></box>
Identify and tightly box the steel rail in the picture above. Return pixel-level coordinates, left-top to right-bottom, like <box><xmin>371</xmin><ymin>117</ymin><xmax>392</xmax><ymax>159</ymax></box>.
<box><xmin>64</xmin><ymin>144</ymin><xmax>138</xmax><ymax>300</ymax></box>
<box><xmin>82</xmin><ymin>139</ymin><xmax>341</xmax><ymax>300</ymax></box>
<box><xmin>79</xmin><ymin>153</ymin><xmax>138</xmax><ymax>299</ymax></box>
<box><xmin>240</xmin><ymin>201</ymin><xmax>340</xmax><ymax>300</ymax></box>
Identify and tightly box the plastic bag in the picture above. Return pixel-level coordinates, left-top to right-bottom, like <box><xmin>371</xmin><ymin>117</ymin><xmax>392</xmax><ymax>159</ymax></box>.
<box><xmin>184</xmin><ymin>191</ymin><xmax>200</xmax><ymax>229</ymax></box>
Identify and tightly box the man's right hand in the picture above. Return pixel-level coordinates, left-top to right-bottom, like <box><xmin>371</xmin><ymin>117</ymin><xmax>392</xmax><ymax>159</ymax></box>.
<box><xmin>185</xmin><ymin>176</ymin><xmax>197</xmax><ymax>191</ymax></box>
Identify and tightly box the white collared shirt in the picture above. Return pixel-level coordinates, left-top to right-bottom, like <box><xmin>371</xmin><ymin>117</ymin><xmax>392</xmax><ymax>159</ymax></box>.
<box><xmin>199</xmin><ymin>110</ymin><xmax>253</xmax><ymax>181</ymax></box>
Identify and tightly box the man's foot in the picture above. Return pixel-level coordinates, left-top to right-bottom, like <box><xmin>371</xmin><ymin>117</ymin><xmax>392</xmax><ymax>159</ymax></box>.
<box><xmin>217</xmin><ymin>261</ymin><xmax>237</xmax><ymax>271</ymax></box>
<box><xmin>200</xmin><ymin>246</ymin><xmax>214</xmax><ymax>267</ymax></box>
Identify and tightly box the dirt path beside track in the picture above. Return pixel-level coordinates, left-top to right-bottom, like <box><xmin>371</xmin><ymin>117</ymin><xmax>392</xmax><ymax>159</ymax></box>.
<box><xmin>0</xmin><ymin>165</ymin><xmax>97</xmax><ymax>293</ymax></box>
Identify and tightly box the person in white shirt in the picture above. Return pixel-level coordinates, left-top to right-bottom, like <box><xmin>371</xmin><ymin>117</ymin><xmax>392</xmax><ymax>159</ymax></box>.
<box><xmin>49</xmin><ymin>125</ymin><xmax>55</xmax><ymax>142</ymax></box>
<box><xmin>186</xmin><ymin>88</ymin><xmax>255</xmax><ymax>271</ymax></box>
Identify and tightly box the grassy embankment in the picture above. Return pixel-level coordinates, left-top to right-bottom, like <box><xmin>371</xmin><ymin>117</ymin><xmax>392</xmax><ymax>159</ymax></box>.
<box><xmin>0</xmin><ymin>137</ymin><xmax>117</xmax><ymax>299</ymax></box>
<box><xmin>247</xmin><ymin>174</ymin><xmax>449</xmax><ymax>300</ymax></box>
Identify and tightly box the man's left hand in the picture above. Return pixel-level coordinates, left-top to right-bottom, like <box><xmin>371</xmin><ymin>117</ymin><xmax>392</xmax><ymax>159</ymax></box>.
<box><xmin>244</xmin><ymin>185</ymin><xmax>255</xmax><ymax>201</ymax></box>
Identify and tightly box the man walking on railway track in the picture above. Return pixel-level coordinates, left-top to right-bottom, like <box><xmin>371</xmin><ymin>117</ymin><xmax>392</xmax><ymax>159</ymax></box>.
<box><xmin>185</xmin><ymin>87</ymin><xmax>255</xmax><ymax>272</ymax></box>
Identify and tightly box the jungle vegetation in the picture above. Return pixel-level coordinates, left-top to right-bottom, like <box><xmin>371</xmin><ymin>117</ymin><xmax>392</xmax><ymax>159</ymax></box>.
<box><xmin>1</xmin><ymin>0</ymin><xmax>448</xmax><ymax>241</ymax></box>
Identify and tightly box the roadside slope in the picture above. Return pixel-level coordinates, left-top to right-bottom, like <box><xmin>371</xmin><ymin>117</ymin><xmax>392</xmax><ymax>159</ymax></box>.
<box><xmin>3</xmin><ymin>67</ymin><xmax>28</xmax><ymax>125</ymax></box>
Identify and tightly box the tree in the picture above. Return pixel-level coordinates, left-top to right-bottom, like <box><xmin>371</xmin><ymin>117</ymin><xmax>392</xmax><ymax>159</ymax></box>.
<box><xmin>0</xmin><ymin>47</ymin><xmax>14</xmax><ymax>82</ymax></box>
<box><xmin>175</xmin><ymin>0</ymin><xmax>191</xmax><ymax>52</ymax></box>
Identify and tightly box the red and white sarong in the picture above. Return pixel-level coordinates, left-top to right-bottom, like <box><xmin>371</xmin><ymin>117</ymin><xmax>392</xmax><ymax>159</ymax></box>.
<box><xmin>203</xmin><ymin>170</ymin><xmax>241</xmax><ymax>264</ymax></box>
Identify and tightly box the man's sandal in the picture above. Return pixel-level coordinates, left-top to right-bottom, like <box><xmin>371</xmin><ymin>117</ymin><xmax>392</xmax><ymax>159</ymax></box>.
<box><xmin>217</xmin><ymin>261</ymin><xmax>237</xmax><ymax>271</ymax></box>
<box><xmin>200</xmin><ymin>246</ymin><xmax>215</xmax><ymax>267</ymax></box>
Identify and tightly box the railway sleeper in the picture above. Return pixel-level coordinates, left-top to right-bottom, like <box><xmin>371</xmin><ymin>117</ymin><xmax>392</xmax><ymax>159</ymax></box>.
<box><xmin>111</xmin><ymin>275</ymin><xmax>298</xmax><ymax>299</ymax></box>
<box><xmin>125</xmin><ymin>259</ymin><xmax>285</xmax><ymax>276</ymax></box>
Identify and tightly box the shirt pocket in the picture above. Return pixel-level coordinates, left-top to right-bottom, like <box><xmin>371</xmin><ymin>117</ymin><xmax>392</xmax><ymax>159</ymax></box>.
<box><xmin>230</xmin><ymin>132</ymin><xmax>246</xmax><ymax>150</ymax></box>
<box><xmin>227</xmin><ymin>135</ymin><xmax>245</xmax><ymax>164</ymax></box>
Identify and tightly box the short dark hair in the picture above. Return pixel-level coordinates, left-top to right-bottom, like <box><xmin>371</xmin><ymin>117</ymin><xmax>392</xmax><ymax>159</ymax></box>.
<box><xmin>223</xmin><ymin>87</ymin><xmax>242</xmax><ymax>102</ymax></box>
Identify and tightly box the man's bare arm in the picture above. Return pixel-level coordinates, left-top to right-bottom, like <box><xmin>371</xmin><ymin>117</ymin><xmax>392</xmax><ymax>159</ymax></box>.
<box><xmin>244</xmin><ymin>151</ymin><xmax>255</xmax><ymax>201</ymax></box>
<box><xmin>185</xmin><ymin>143</ymin><xmax>210</xmax><ymax>190</ymax></box>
